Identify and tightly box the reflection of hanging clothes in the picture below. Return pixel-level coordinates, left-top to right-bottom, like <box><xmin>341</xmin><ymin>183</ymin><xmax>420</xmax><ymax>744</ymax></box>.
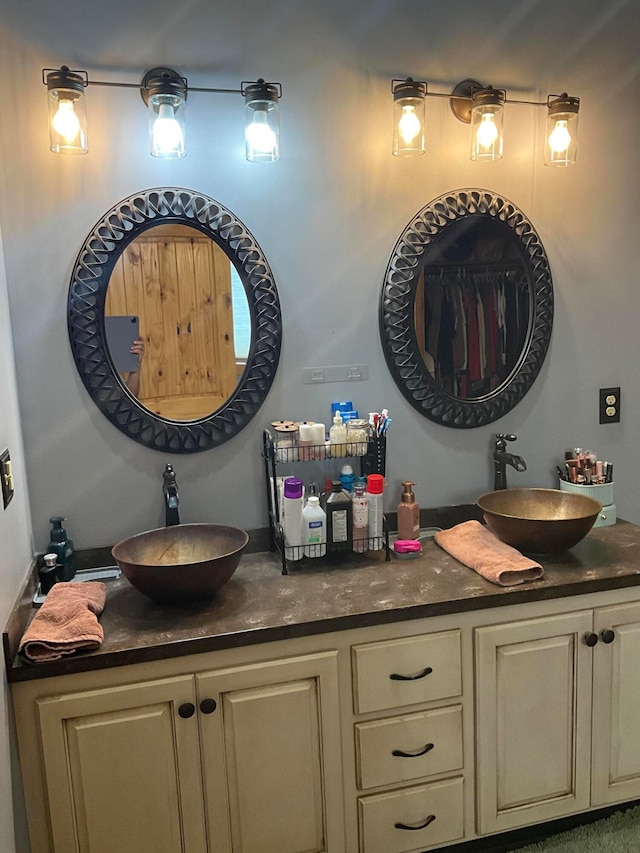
<box><xmin>424</xmin><ymin>281</ymin><xmax>443</xmax><ymax>373</ymax></box>
<box><xmin>437</xmin><ymin>286</ymin><xmax>456</xmax><ymax>386</ymax></box>
<box><xmin>452</xmin><ymin>282</ymin><xmax>467</xmax><ymax>372</ymax></box>
<box><xmin>463</xmin><ymin>284</ymin><xmax>481</xmax><ymax>382</ymax></box>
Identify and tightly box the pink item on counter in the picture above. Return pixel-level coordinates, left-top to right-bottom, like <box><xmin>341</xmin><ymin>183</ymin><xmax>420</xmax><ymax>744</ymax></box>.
<box><xmin>434</xmin><ymin>520</ymin><xmax>544</xmax><ymax>586</ymax></box>
<box><xmin>18</xmin><ymin>581</ymin><xmax>106</xmax><ymax>663</ymax></box>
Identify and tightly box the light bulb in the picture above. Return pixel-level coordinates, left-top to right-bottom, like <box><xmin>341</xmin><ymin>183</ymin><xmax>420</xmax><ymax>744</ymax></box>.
<box><xmin>476</xmin><ymin>113</ymin><xmax>499</xmax><ymax>149</ymax></box>
<box><xmin>398</xmin><ymin>105</ymin><xmax>421</xmax><ymax>145</ymax></box>
<box><xmin>152</xmin><ymin>103</ymin><xmax>184</xmax><ymax>154</ymax></box>
<box><xmin>52</xmin><ymin>99</ymin><xmax>81</xmax><ymax>143</ymax></box>
<box><xmin>549</xmin><ymin>119</ymin><xmax>571</xmax><ymax>154</ymax></box>
<box><xmin>246</xmin><ymin>112</ymin><xmax>276</xmax><ymax>154</ymax></box>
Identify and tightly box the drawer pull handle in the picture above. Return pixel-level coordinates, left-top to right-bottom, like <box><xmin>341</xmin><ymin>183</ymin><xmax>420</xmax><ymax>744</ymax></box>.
<box><xmin>394</xmin><ymin>814</ymin><xmax>436</xmax><ymax>831</ymax></box>
<box><xmin>390</xmin><ymin>666</ymin><xmax>433</xmax><ymax>681</ymax></box>
<box><xmin>392</xmin><ymin>742</ymin><xmax>435</xmax><ymax>759</ymax></box>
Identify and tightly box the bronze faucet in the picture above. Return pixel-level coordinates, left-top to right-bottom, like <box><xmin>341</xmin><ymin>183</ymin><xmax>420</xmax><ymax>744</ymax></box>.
<box><xmin>163</xmin><ymin>463</ymin><xmax>180</xmax><ymax>526</ymax></box>
<box><xmin>493</xmin><ymin>433</ymin><xmax>526</xmax><ymax>490</ymax></box>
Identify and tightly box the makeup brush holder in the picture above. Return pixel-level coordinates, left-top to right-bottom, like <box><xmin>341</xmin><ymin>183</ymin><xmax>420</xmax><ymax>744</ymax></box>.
<box><xmin>559</xmin><ymin>479</ymin><xmax>615</xmax><ymax>527</ymax></box>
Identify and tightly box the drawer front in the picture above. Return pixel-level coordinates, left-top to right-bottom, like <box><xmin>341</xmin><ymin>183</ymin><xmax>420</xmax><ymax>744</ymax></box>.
<box><xmin>356</xmin><ymin>705</ymin><xmax>463</xmax><ymax>789</ymax></box>
<box><xmin>352</xmin><ymin>631</ymin><xmax>462</xmax><ymax>714</ymax></box>
<box><xmin>358</xmin><ymin>776</ymin><xmax>464</xmax><ymax>853</ymax></box>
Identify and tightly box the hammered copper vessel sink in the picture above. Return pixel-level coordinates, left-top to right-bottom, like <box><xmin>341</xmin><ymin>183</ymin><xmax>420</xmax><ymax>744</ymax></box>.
<box><xmin>477</xmin><ymin>488</ymin><xmax>602</xmax><ymax>554</ymax></box>
<box><xmin>112</xmin><ymin>523</ymin><xmax>249</xmax><ymax>605</ymax></box>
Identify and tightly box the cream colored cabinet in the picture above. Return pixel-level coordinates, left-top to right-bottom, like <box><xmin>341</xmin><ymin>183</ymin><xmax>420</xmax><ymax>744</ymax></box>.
<box><xmin>475</xmin><ymin>601</ymin><xmax>640</xmax><ymax>835</ymax></box>
<box><xmin>350</xmin><ymin>630</ymin><xmax>467</xmax><ymax>853</ymax></box>
<box><xmin>37</xmin><ymin>675</ymin><xmax>208</xmax><ymax>853</ymax></box>
<box><xmin>13</xmin><ymin>650</ymin><xmax>344</xmax><ymax>853</ymax></box>
<box><xmin>196</xmin><ymin>652</ymin><xmax>344</xmax><ymax>853</ymax></box>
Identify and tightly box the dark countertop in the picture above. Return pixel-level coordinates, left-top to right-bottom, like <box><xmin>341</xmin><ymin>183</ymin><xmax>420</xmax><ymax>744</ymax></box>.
<box><xmin>5</xmin><ymin>520</ymin><xmax>640</xmax><ymax>683</ymax></box>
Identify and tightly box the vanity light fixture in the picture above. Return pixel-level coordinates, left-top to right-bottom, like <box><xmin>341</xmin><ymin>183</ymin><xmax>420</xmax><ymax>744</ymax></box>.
<box><xmin>42</xmin><ymin>65</ymin><xmax>283</xmax><ymax>162</ymax></box>
<box><xmin>545</xmin><ymin>93</ymin><xmax>579</xmax><ymax>167</ymax></box>
<box><xmin>469</xmin><ymin>85</ymin><xmax>505</xmax><ymax>162</ymax></box>
<box><xmin>45</xmin><ymin>66</ymin><xmax>89</xmax><ymax>154</ymax></box>
<box><xmin>391</xmin><ymin>78</ymin><xmax>427</xmax><ymax>157</ymax></box>
<box><xmin>393</xmin><ymin>76</ymin><xmax>580</xmax><ymax>166</ymax></box>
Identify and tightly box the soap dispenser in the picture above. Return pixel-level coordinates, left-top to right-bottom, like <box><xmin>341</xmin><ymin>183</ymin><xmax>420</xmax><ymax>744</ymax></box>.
<box><xmin>47</xmin><ymin>516</ymin><xmax>76</xmax><ymax>581</ymax></box>
<box><xmin>397</xmin><ymin>481</ymin><xmax>420</xmax><ymax>540</ymax></box>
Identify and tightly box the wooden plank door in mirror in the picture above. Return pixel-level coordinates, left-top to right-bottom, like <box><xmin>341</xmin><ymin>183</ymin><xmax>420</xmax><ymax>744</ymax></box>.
<box><xmin>106</xmin><ymin>223</ymin><xmax>247</xmax><ymax>422</ymax></box>
<box><xmin>68</xmin><ymin>188</ymin><xmax>281</xmax><ymax>453</ymax></box>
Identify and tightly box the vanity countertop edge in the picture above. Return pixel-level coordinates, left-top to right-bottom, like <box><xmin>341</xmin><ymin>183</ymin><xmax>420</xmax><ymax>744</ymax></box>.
<box><xmin>5</xmin><ymin>520</ymin><xmax>640</xmax><ymax>684</ymax></box>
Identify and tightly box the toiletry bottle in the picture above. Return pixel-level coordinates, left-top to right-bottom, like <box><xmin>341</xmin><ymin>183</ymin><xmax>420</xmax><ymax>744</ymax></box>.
<box><xmin>320</xmin><ymin>477</ymin><xmax>333</xmax><ymax>510</ymax></box>
<box><xmin>325</xmin><ymin>480</ymin><xmax>353</xmax><ymax>552</ymax></box>
<box><xmin>397</xmin><ymin>481</ymin><xmax>420</xmax><ymax>540</ymax></box>
<box><xmin>352</xmin><ymin>481</ymin><xmax>369</xmax><ymax>553</ymax></box>
<box><xmin>40</xmin><ymin>553</ymin><xmax>59</xmax><ymax>594</ymax></box>
<box><xmin>366</xmin><ymin>474</ymin><xmax>385</xmax><ymax>551</ymax></box>
<box><xmin>309</xmin><ymin>422</ymin><xmax>326</xmax><ymax>460</ymax></box>
<box><xmin>329</xmin><ymin>412</ymin><xmax>347</xmax><ymax>458</ymax></box>
<box><xmin>282</xmin><ymin>478</ymin><xmax>304</xmax><ymax>561</ymax></box>
<box><xmin>339</xmin><ymin>464</ymin><xmax>355</xmax><ymax>493</ymax></box>
<box><xmin>303</xmin><ymin>496</ymin><xmax>327</xmax><ymax>558</ymax></box>
<box><xmin>297</xmin><ymin>423</ymin><xmax>314</xmax><ymax>462</ymax></box>
<box><xmin>47</xmin><ymin>516</ymin><xmax>76</xmax><ymax>581</ymax></box>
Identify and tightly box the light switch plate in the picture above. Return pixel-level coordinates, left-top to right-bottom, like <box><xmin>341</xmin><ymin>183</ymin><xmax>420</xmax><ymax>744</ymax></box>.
<box><xmin>1</xmin><ymin>448</ymin><xmax>14</xmax><ymax>509</ymax></box>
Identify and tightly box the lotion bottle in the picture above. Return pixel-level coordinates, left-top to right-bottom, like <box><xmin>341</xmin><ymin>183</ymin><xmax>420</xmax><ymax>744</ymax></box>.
<box><xmin>303</xmin><ymin>496</ymin><xmax>327</xmax><ymax>558</ymax></box>
<box><xmin>397</xmin><ymin>481</ymin><xmax>420</xmax><ymax>540</ymax></box>
<box><xmin>366</xmin><ymin>474</ymin><xmax>385</xmax><ymax>551</ymax></box>
<box><xmin>329</xmin><ymin>412</ymin><xmax>347</xmax><ymax>458</ymax></box>
<box><xmin>282</xmin><ymin>477</ymin><xmax>304</xmax><ymax>561</ymax></box>
<box><xmin>351</xmin><ymin>481</ymin><xmax>369</xmax><ymax>553</ymax></box>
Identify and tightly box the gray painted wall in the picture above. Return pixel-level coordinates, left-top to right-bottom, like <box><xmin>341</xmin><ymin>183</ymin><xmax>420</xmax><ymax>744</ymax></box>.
<box><xmin>0</xmin><ymin>2</ymin><xmax>638</xmax><ymax>544</ymax></box>
<box><xmin>0</xmin><ymin>221</ymin><xmax>34</xmax><ymax>850</ymax></box>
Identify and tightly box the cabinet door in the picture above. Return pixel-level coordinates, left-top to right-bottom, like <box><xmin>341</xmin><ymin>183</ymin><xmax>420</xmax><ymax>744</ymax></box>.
<box><xmin>197</xmin><ymin>651</ymin><xmax>344</xmax><ymax>853</ymax></box>
<box><xmin>475</xmin><ymin>611</ymin><xmax>593</xmax><ymax>834</ymax></box>
<box><xmin>592</xmin><ymin>601</ymin><xmax>640</xmax><ymax>804</ymax></box>
<box><xmin>37</xmin><ymin>675</ymin><xmax>207</xmax><ymax>853</ymax></box>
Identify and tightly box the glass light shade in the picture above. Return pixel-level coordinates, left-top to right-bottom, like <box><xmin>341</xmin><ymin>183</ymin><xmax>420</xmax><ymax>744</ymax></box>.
<box><xmin>545</xmin><ymin>95</ymin><xmax>579</xmax><ymax>167</ymax></box>
<box><xmin>46</xmin><ymin>69</ymin><xmax>88</xmax><ymax>154</ymax></box>
<box><xmin>470</xmin><ymin>88</ymin><xmax>504</xmax><ymax>161</ymax></box>
<box><xmin>392</xmin><ymin>79</ymin><xmax>426</xmax><ymax>157</ymax></box>
<box><xmin>148</xmin><ymin>94</ymin><xmax>186</xmax><ymax>159</ymax></box>
<box><xmin>244</xmin><ymin>81</ymin><xmax>280</xmax><ymax>163</ymax></box>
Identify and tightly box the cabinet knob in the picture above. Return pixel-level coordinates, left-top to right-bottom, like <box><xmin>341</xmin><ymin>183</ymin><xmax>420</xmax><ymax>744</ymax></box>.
<box><xmin>178</xmin><ymin>702</ymin><xmax>195</xmax><ymax>718</ymax></box>
<box><xmin>600</xmin><ymin>629</ymin><xmax>616</xmax><ymax>644</ymax></box>
<box><xmin>389</xmin><ymin>666</ymin><xmax>433</xmax><ymax>681</ymax></box>
<box><xmin>394</xmin><ymin>814</ymin><xmax>436</xmax><ymax>831</ymax></box>
<box><xmin>200</xmin><ymin>698</ymin><xmax>217</xmax><ymax>714</ymax></box>
<box><xmin>583</xmin><ymin>632</ymin><xmax>599</xmax><ymax>647</ymax></box>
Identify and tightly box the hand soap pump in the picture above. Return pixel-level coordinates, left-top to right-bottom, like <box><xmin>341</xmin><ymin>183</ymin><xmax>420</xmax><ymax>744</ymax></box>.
<box><xmin>397</xmin><ymin>481</ymin><xmax>420</xmax><ymax>540</ymax></box>
<box><xmin>47</xmin><ymin>516</ymin><xmax>76</xmax><ymax>581</ymax></box>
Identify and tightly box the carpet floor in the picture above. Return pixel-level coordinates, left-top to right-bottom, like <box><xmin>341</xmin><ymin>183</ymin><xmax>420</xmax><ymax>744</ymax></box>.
<box><xmin>511</xmin><ymin>805</ymin><xmax>640</xmax><ymax>852</ymax></box>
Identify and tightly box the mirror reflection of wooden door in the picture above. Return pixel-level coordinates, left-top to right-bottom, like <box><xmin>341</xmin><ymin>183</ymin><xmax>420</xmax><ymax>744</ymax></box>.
<box><xmin>106</xmin><ymin>224</ymin><xmax>238</xmax><ymax>421</ymax></box>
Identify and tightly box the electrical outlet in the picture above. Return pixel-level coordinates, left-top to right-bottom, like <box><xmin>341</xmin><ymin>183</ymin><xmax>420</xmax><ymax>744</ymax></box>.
<box><xmin>1</xmin><ymin>448</ymin><xmax>14</xmax><ymax>509</ymax></box>
<box><xmin>599</xmin><ymin>387</ymin><xmax>621</xmax><ymax>424</ymax></box>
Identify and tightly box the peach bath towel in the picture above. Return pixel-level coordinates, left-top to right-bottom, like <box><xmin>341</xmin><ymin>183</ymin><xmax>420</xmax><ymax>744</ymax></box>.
<box><xmin>19</xmin><ymin>581</ymin><xmax>107</xmax><ymax>663</ymax></box>
<box><xmin>434</xmin><ymin>520</ymin><xmax>544</xmax><ymax>586</ymax></box>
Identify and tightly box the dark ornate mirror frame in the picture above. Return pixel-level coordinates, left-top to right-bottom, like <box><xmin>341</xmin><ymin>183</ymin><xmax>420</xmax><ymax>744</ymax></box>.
<box><xmin>380</xmin><ymin>188</ymin><xmax>553</xmax><ymax>428</ymax></box>
<box><xmin>68</xmin><ymin>187</ymin><xmax>282</xmax><ymax>453</ymax></box>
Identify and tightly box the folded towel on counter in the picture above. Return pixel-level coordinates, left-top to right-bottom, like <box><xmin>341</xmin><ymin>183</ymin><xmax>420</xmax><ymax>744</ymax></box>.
<box><xmin>19</xmin><ymin>582</ymin><xmax>107</xmax><ymax>664</ymax></box>
<box><xmin>434</xmin><ymin>520</ymin><xmax>544</xmax><ymax>586</ymax></box>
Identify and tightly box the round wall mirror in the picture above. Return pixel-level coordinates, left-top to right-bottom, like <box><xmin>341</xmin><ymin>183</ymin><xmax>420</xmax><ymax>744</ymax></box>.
<box><xmin>380</xmin><ymin>189</ymin><xmax>553</xmax><ymax>428</ymax></box>
<box><xmin>68</xmin><ymin>188</ymin><xmax>282</xmax><ymax>453</ymax></box>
